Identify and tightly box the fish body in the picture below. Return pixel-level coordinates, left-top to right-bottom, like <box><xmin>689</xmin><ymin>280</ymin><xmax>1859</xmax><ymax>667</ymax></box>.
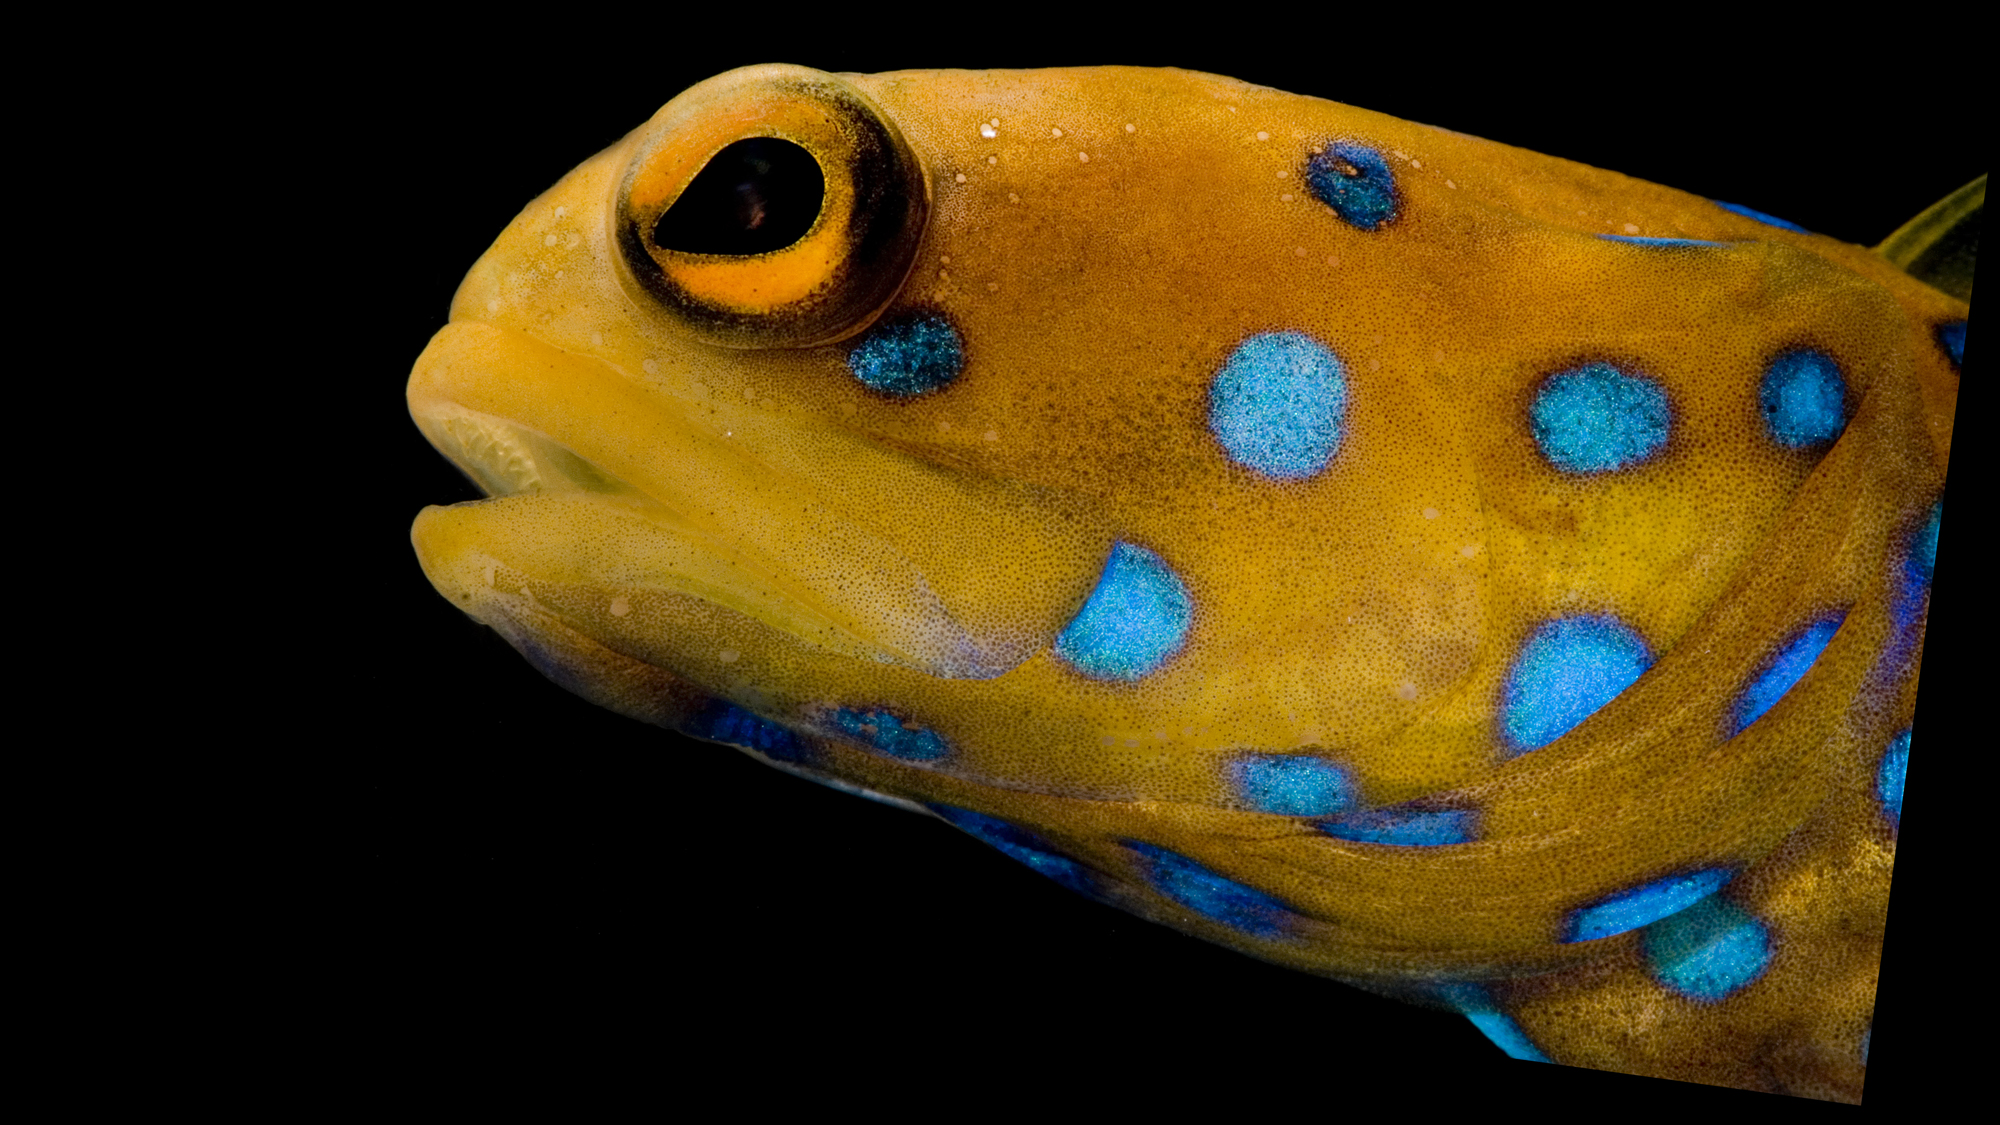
<box><xmin>406</xmin><ymin>65</ymin><xmax>1967</xmax><ymax>1101</ymax></box>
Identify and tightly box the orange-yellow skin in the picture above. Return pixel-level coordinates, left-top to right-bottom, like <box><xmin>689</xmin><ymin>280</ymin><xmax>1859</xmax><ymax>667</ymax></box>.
<box><xmin>407</xmin><ymin>66</ymin><xmax>1962</xmax><ymax>1101</ymax></box>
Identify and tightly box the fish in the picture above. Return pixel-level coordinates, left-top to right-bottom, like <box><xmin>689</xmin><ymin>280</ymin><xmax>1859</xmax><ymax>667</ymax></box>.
<box><xmin>401</xmin><ymin>63</ymin><xmax>1973</xmax><ymax>1101</ymax></box>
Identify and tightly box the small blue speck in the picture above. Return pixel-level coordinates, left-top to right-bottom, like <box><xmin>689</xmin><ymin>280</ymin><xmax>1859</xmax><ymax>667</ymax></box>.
<box><xmin>1878</xmin><ymin>729</ymin><xmax>1909</xmax><ymax>830</ymax></box>
<box><xmin>1907</xmin><ymin>501</ymin><xmax>1941</xmax><ymax>590</ymax></box>
<box><xmin>1597</xmin><ymin>235</ymin><xmax>1729</xmax><ymax>248</ymax></box>
<box><xmin>1304</xmin><ymin>143</ymin><xmax>1398</xmax><ymax>230</ymax></box>
<box><xmin>1712</xmin><ymin>200</ymin><xmax>1808</xmax><ymax>233</ymax></box>
<box><xmin>832</xmin><ymin>707</ymin><xmax>949</xmax><ymax>760</ymax></box>
<box><xmin>1759</xmin><ymin>349</ymin><xmax>1848</xmax><ymax>448</ymax></box>
<box><xmin>931</xmin><ymin>805</ymin><xmax>1098</xmax><ymax>897</ymax></box>
<box><xmin>1500</xmin><ymin>615</ymin><xmax>1653</xmax><ymax>756</ymax></box>
<box><xmin>1730</xmin><ymin>615</ymin><xmax>1843</xmax><ymax>736</ymax></box>
<box><xmin>1208</xmin><ymin>331</ymin><xmax>1348</xmax><ymax>479</ymax></box>
<box><xmin>1563</xmin><ymin>867</ymin><xmax>1734</xmax><ymax>943</ymax></box>
<box><xmin>1529</xmin><ymin>363</ymin><xmax>1671</xmax><ymax>473</ymax></box>
<box><xmin>1642</xmin><ymin>893</ymin><xmax>1773</xmax><ymax>1001</ymax></box>
<box><xmin>1055</xmin><ymin>541</ymin><xmax>1193</xmax><ymax>681</ymax></box>
<box><xmin>1316</xmin><ymin>805</ymin><xmax>1476</xmax><ymax>846</ymax></box>
<box><xmin>847</xmin><ymin>312</ymin><xmax>964</xmax><ymax>397</ymax></box>
<box><xmin>1230</xmin><ymin>753</ymin><xmax>1354</xmax><ymax>816</ymax></box>
<box><xmin>1127</xmin><ymin>840</ymin><xmax>1293</xmax><ymax>938</ymax></box>
<box><xmin>1937</xmin><ymin>320</ymin><xmax>1966</xmax><ymax>368</ymax></box>
<box><xmin>695</xmin><ymin>701</ymin><xmax>810</xmax><ymax>764</ymax></box>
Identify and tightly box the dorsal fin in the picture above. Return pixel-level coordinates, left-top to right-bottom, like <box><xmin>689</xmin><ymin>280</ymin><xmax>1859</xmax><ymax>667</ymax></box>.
<box><xmin>1874</xmin><ymin>174</ymin><xmax>1984</xmax><ymax>300</ymax></box>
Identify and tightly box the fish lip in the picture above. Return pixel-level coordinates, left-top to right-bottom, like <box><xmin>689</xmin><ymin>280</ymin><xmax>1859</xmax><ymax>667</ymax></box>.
<box><xmin>406</xmin><ymin>321</ymin><xmax>1034</xmax><ymax>682</ymax></box>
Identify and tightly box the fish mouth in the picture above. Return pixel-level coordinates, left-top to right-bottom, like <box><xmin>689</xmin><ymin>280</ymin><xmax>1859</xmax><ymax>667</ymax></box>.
<box><xmin>408</xmin><ymin>319</ymin><xmax>1081</xmax><ymax>683</ymax></box>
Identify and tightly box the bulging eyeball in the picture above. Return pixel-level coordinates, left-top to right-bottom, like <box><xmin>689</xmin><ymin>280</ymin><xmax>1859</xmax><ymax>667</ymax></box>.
<box><xmin>613</xmin><ymin>64</ymin><xmax>929</xmax><ymax>349</ymax></box>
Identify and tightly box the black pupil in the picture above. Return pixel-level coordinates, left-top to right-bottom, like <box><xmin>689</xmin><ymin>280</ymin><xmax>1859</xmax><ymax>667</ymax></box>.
<box><xmin>652</xmin><ymin>137</ymin><xmax>825</xmax><ymax>255</ymax></box>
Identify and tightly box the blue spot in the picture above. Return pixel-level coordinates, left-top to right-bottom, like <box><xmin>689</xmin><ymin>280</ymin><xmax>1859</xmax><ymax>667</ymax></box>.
<box><xmin>1597</xmin><ymin>235</ymin><xmax>1729</xmax><ymax>248</ymax></box>
<box><xmin>832</xmin><ymin>707</ymin><xmax>948</xmax><ymax>761</ymax></box>
<box><xmin>1642</xmin><ymin>893</ymin><xmax>1773</xmax><ymax>1001</ymax></box>
<box><xmin>1730</xmin><ymin>615</ymin><xmax>1844</xmax><ymax>736</ymax></box>
<box><xmin>1529</xmin><ymin>363</ymin><xmax>1671</xmax><ymax>473</ymax></box>
<box><xmin>1937</xmin><ymin>320</ymin><xmax>1966</xmax><ymax>368</ymax></box>
<box><xmin>1127</xmin><ymin>840</ymin><xmax>1293</xmax><ymax>938</ymax></box>
<box><xmin>1878</xmin><ymin>729</ymin><xmax>1909</xmax><ymax>830</ymax></box>
<box><xmin>1861</xmin><ymin>1025</ymin><xmax>1871</xmax><ymax>1065</ymax></box>
<box><xmin>1208</xmin><ymin>332</ymin><xmax>1348</xmax><ymax>479</ymax></box>
<box><xmin>1499</xmin><ymin>615</ymin><xmax>1653</xmax><ymax>756</ymax></box>
<box><xmin>1562</xmin><ymin>867</ymin><xmax>1734</xmax><ymax>943</ymax></box>
<box><xmin>1304</xmin><ymin>143</ymin><xmax>1398</xmax><ymax>230</ymax></box>
<box><xmin>1432</xmin><ymin>983</ymin><xmax>1552</xmax><ymax>1062</ymax></box>
<box><xmin>1907</xmin><ymin>502</ymin><xmax>1941</xmax><ymax>589</ymax></box>
<box><xmin>1713</xmin><ymin>200</ymin><xmax>1809</xmax><ymax>233</ymax></box>
<box><xmin>1759</xmin><ymin>349</ymin><xmax>1848</xmax><ymax>448</ymax></box>
<box><xmin>1054</xmin><ymin>542</ymin><xmax>1193</xmax><ymax>681</ymax></box>
<box><xmin>1316</xmin><ymin>804</ymin><xmax>1476</xmax><ymax>846</ymax></box>
<box><xmin>695</xmin><ymin>701</ymin><xmax>810</xmax><ymax>764</ymax></box>
<box><xmin>847</xmin><ymin>312</ymin><xmax>964</xmax><ymax>397</ymax></box>
<box><xmin>931</xmin><ymin>805</ymin><xmax>1098</xmax><ymax>897</ymax></box>
<box><xmin>1229</xmin><ymin>753</ymin><xmax>1353</xmax><ymax>816</ymax></box>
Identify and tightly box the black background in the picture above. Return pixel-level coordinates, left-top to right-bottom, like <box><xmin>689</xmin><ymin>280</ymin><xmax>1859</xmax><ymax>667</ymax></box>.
<box><xmin>321</xmin><ymin>24</ymin><xmax>1978</xmax><ymax>1112</ymax></box>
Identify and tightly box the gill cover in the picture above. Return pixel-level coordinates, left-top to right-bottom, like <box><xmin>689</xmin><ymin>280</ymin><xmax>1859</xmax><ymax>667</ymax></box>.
<box><xmin>613</xmin><ymin>64</ymin><xmax>929</xmax><ymax>348</ymax></box>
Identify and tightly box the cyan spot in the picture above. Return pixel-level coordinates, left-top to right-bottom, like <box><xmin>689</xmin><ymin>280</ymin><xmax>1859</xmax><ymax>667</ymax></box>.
<box><xmin>1433</xmin><ymin>983</ymin><xmax>1552</xmax><ymax>1062</ymax></box>
<box><xmin>1529</xmin><ymin>363</ymin><xmax>1671</xmax><ymax>473</ymax></box>
<box><xmin>1562</xmin><ymin>867</ymin><xmax>1734</xmax><ymax>943</ymax></box>
<box><xmin>1759</xmin><ymin>349</ymin><xmax>1848</xmax><ymax>448</ymax></box>
<box><xmin>1861</xmin><ymin>1025</ymin><xmax>1871</xmax><ymax>1065</ymax></box>
<box><xmin>1316</xmin><ymin>804</ymin><xmax>1476</xmax><ymax>846</ymax></box>
<box><xmin>1642</xmin><ymin>893</ymin><xmax>1773</xmax><ymax>1001</ymax></box>
<box><xmin>832</xmin><ymin>707</ymin><xmax>948</xmax><ymax>761</ymax></box>
<box><xmin>1937</xmin><ymin>320</ymin><xmax>1966</xmax><ymax>368</ymax></box>
<box><xmin>1712</xmin><ymin>200</ymin><xmax>1809</xmax><ymax>233</ymax></box>
<box><xmin>847</xmin><ymin>312</ymin><xmax>964</xmax><ymax>397</ymax></box>
<box><xmin>1229</xmin><ymin>753</ymin><xmax>1354</xmax><ymax>816</ymax></box>
<box><xmin>1878</xmin><ymin>729</ymin><xmax>1909</xmax><ymax>830</ymax></box>
<box><xmin>1208</xmin><ymin>331</ymin><xmax>1348</xmax><ymax>479</ymax></box>
<box><xmin>931</xmin><ymin>805</ymin><xmax>1097</xmax><ymax>897</ymax></box>
<box><xmin>1055</xmin><ymin>541</ymin><xmax>1193</xmax><ymax>681</ymax></box>
<box><xmin>1499</xmin><ymin>615</ymin><xmax>1653</xmax><ymax>756</ymax></box>
<box><xmin>1908</xmin><ymin>502</ymin><xmax>1941</xmax><ymax>589</ymax></box>
<box><xmin>1597</xmin><ymin>235</ymin><xmax>1729</xmax><ymax>248</ymax></box>
<box><xmin>1730</xmin><ymin>615</ymin><xmax>1844</xmax><ymax>737</ymax></box>
<box><xmin>696</xmin><ymin>701</ymin><xmax>810</xmax><ymax>764</ymax></box>
<box><xmin>1127</xmin><ymin>840</ymin><xmax>1293</xmax><ymax>938</ymax></box>
<box><xmin>1304</xmin><ymin>142</ymin><xmax>1398</xmax><ymax>230</ymax></box>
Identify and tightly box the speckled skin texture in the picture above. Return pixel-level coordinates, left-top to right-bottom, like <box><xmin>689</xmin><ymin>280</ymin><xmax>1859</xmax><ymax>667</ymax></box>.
<box><xmin>403</xmin><ymin>63</ymin><xmax>1966</xmax><ymax>1102</ymax></box>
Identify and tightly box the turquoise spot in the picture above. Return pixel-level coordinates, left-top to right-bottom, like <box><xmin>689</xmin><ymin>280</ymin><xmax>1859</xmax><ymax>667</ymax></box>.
<box><xmin>1730</xmin><ymin>615</ymin><xmax>1843</xmax><ymax>736</ymax></box>
<box><xmin>931</xmin><ymin>805</ymin><xmax>1097</xmax><ymax>897</ymax></box>
<box><xmin>1316</xmin><ymin>804</ymin><xmax>1476</xmax><ymax>846</ymax></box>
<box><xmin>1878</xmin><ymin>729</ymin><xmax>1909</xmax><ymax>830</ymax></box>
<box><xmin>847</xmin><ymin>312</ymin><xmax>963</xmax><ymax>397</ymax></box>
<box><xmin>1562</xmin><ymin>867</ymin><xmax>1734</xmax><ymax>943</ymax></box>
<box><xmin>1127</xmin><ymin>840</ymin><xmax>1293</xmax><ymax>938</ymax></box>
<box><xmin>1908</xmin><ymin>502</ymin><xmax>1941</xmax><ymax>588</ymax></box>
<box><xmin>832</xmin><ymin>707</ymin><xmax>948</xmax><ymax>761</ymax></box>
<box><xmin>1208</xmin><ymin>331</ymin><xmax>1348</xmax><ymax>479</ymax></box>
<box><xmin>1712</xmin><ymin>200</ymin><xmax>1808</xmax><ymax>233</ymax></box>
<box><xmin>1529</xmin><ymin>363</ymin><xmax>1671</xmax><ymax>473</ymax></box>
<box><xmin>1937</xmin><ymin>320</ymin><xmax>1966</xmax><ymax>368</ymax></box>
<box><xmin>1598</xmin><ymin>235</ymin><xmax>1729</xmax><ymax>248</ymax></box>
<box><xmin>1434</xmin><ymin>983</ymin><xmax>1553</xmax><ymax>1062</ymax></box>
<box><xmin>1304</xmin><ymin>142</ymin><xmax>1397</xmax><ymax>230</ymax></box>
<box><xmin>1500</xmin><ymin>615</ymin><xmax>1653</xmax><ymax>756</ymax></box>
<box><xmin>1055</xmin><ymin>542</ymin><xmax>1193</xmax><ymax>681</ymax></box>
<box><xmin>696</xmin><ymin>701</ymin><xmax>809</xmax><ymax>764</ymax></box>
<box><xmin>1759</xmin><ymin>349</ymin><xmax>1847</xmax><ymax>448</ymax></box>
<box><xmin>1229</xmin><ymin>753</ymin><xmax>1353</xmax><ymax>816</ymax></box>
<box><xmin>1642</xmin><ymin>893</ymin><xmax>1773</xmax><ymax>1001</ymax></box>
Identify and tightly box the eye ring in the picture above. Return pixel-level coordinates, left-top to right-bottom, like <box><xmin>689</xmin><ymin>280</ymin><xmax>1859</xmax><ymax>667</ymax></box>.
<box><xmin>613</xmin><ymin>64</ymin><xmax>929</xmax><ymax>349</ymax></box>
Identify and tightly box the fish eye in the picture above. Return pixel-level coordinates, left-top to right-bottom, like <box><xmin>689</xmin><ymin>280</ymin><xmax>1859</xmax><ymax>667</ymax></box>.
<box><xmin>614</xmin><ymin>65</ymin><xmax>929</xmax><ymax>349</ymax></box>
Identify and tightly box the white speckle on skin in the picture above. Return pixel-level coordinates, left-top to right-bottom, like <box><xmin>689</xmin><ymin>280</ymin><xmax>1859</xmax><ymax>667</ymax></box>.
<box><xmin>1125</xmin><ymin>123</ymin><xmax>1135</xmax><ymax>132</ymax></box>
<box><xmin>591</xmin><ymin>332</ymin><xmax>604</xmax><ymax>347</ymax></box>
<box><xmin>1396</xmin><ymin>682</ymin><xmax>1419</xmax><ymax>701</ymax></box>
<box><xmin>610</xmin><ymin>596</ymin><xmax>631</xmax><ymax>617</ymax></box>
<box><xmin>1423</xmin><ymin>507</ymin><xmax>1440</xmax><ymax>520</ymax></box>
<box><xmin>553</xmin><ymin>205</ymin><xmax>567</xmax><ymax>219</ymax></box>
<box><xmin>955</xmin><ymin>172</ymin><xmax>967</xmax><ymax>183</ymax></box>
<box><xmin>544</xmin><ymin>234</ymin><xmax>558</xmax><ymax>247</ymax></box>
<box><xmin>1276</xmin><ymin>169</ymin><xmax>1288</xmax><ymax>178</ymax></box>
<box><xmin>987</xmin><ymin>156</ymin><xmax>997</xmax><ymax>165</ymax></box>
<box><xmin>643</xmin><ymin>359</ymin><xmax>659</xmax><ymax>375</ymax></box>
<box><xmin>1410</xmin><ymin>158</ymin><xmax>1422</xmax><ymax>169</ymax></box>
<box><xmin>487</xmin><ymin>299</ymin><xmax>502</xmax><ymax>314</ymax></box>
<box><xmin>484</xmin><ymin>565</ymin><xmax>496</xmax><ymax>587</ymax></box>
<box><xmin>1445</xmin><ymin>179</ymin><xmax>1458</xmax><ymax>189</ymax></box>
<box><xmin>984</xmin><ymin>429</ymin><xmax>998</xmax><ymax>441</ymax></box>
<box><xmin>719</xmin><ymin>648</ymin><xmax>739</xmax><ymax>663</ymax></box>
<box><xmin>1256</xmin><ymin>131</ymin><xmax>1269</xmax><ymax>141</ymax></box>
<box><xmin>1008</xmin><ymin>193</ymin><xmax>1019</xmax><ymax>203</ymax></box>
<box><xmin>1051</xmin><ymin>127</ymin><xmax>1063</xmax><ymax>138</ymax></box>
<box><xmin>1280</xmin><ymin>193</ymin><xmax>1294</xmax><ymax>202</ymax></box>
<box><xmin>1623</xmin><ymin>222</ymin><xmax>1641</xmax><ymax>233</ymax></box>
<box><xmin>1325</xmin><ymin>255</ymin><xmax>1340</xmax><ymax>267</ymax></box>
<box><xmin>1078</xmin><ymin>152</ymin><xmax>1089</xmax><ymax>163</ymax></box>
<box><xmin>1460</xmin><ymin>545</ymin><xmax>1479</xmax><ymax>558</ymax></box>
<box><xmin>980</xmin><ymin>123</ymin><xmax>997</xmax><ymax>139</ymax></box>
<box><xmin>1294</xmin><ymin>246</ymin><xmax>1307</xmax><ymax>257</ymax></box>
